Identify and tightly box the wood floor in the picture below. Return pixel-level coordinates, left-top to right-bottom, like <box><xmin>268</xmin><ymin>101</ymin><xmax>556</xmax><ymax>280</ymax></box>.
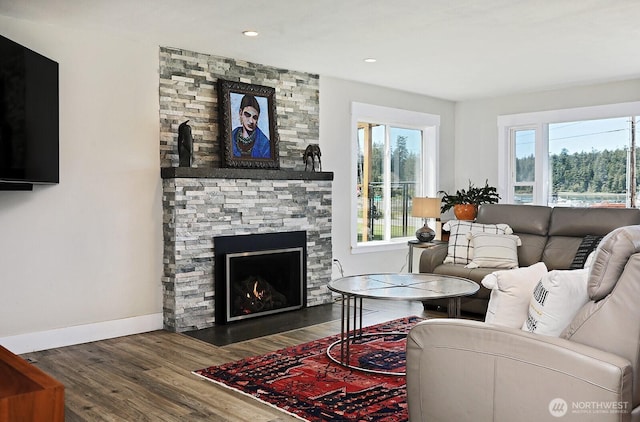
<box><xmin>21</xmin><ymin>299</ymin><xmax>439</xmax><ymax>422</ymax></box>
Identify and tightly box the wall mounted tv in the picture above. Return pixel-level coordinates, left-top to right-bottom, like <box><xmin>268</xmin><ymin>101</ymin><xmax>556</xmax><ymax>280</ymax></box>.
<box><xmin>0</xmin><ymin>34</ymin><xmax>59</xmax><ymax>190</ymax></box>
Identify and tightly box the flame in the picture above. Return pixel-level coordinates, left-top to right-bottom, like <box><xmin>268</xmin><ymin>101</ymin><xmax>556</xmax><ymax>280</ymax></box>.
<box><xmin>253</xmin><ymin>281</ymin><xmax>264</xmax><ymax>300</ymax></box>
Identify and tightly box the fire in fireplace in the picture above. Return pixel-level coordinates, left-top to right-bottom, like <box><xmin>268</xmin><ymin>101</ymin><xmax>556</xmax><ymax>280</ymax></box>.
<box><xmin>214</xmin><ymin>231</ymin><xmax>307</xmax><ymax>324</ymax></box>
<box><xmin>227</xmin><ymin>247</ymin><xmax>301</xmax><ymax>319</ymax></box>
<box><xmin>233</xmin><ymin>275</ymin><xmax>288</xmax><ymax>315</ymax></box>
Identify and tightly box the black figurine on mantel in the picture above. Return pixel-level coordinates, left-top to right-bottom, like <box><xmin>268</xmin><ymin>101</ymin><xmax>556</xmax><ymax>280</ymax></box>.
<box><xmin>177</xmin><ymin>120</ymin><xmax>193</xmax><ymax>167</ymax></box>
<box><xmin>303</xmin><ymin>144</ymin><xmax>322</xmax><ymax>171</ymax></box>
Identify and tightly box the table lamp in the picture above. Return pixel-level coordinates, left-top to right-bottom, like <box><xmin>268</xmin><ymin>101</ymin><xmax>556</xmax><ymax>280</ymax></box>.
<box><xmin>411</xmin><ymin>197</ymin><xmax>441</xmax><ymax>242</ymax></box>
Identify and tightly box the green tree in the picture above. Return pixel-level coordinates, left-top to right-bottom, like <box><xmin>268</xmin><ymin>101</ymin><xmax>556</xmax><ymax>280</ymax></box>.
<box><xmin>549</xmin><ymin>147</ymin><xmax>627</xmax><ymax>194</ymax></box>
<box><xmin>391</xmin><ymin>135</ymin><xmax>409</xmax><ymax>182</ymax></box>
<box><xmin>516</xmin><ymin>154</ymin><xmax>534</xmax><ymax>182</ymax></box>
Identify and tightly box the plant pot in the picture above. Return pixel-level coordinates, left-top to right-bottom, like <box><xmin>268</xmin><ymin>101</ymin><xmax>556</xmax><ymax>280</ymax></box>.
<box><xmin>454</xmin><ymin>204</ymin><xmax>477</xmax><ymax>220</ymax></box>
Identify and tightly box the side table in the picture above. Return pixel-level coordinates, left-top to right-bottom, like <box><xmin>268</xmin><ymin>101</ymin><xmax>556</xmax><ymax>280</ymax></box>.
<box><xmin>408</xmin><ymin>239</ymin><xmax>446</xmax><ymax>272</ymax></box>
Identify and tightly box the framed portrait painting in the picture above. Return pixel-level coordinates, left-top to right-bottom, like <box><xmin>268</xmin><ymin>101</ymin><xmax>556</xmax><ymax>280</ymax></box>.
<box><xmin>218</xmin><ymin>79</ymin><xmax>280</xmax><ymax>169</ymax></box>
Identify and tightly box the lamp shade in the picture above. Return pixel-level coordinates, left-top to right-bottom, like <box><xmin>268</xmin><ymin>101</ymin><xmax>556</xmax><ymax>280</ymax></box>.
<box><xmin>412</xmin><ymin>197</ymin><xmax>441</xmax><ymax>218</ymax></box>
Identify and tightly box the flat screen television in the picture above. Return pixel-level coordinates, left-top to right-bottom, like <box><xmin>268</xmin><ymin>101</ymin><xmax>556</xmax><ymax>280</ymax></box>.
<box><xmin>0</xmin><ymin>34</ymin><xmax>59</xmax><ymax>188</ymax></box>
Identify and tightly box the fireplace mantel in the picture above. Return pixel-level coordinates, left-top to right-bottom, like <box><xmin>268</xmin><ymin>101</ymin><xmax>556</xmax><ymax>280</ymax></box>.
<box><xmin>161</xmin><ymin>167</ymin><xmax>333</xmax><ymax>181</ymax></box>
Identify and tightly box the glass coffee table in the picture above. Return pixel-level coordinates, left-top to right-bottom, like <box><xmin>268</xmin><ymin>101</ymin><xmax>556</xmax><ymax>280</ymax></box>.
<box><xmin>326</xmin><ymin>273</ymin><xmax>479</xmax><ymax>375</ymax></box>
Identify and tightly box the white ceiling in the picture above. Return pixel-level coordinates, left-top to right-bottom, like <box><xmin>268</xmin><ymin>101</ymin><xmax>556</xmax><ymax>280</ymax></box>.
<box><xmin>2</xmin><ymin>0</ymin><xmax>640</xmax><ymax>101</ymax></box>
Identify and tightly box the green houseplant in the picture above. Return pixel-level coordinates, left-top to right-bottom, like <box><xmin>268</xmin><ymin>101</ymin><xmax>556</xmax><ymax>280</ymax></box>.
<box><xmin>439</xmin><ymin>180</ymin><xmax>500</xmax><ymax>220</ymax></box>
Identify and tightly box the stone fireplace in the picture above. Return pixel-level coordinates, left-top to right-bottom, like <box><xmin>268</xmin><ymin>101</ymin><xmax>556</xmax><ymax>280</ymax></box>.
<box><xmin>161</xmin><ymin>168</ymin><xmax>333</xmax><ymax>332</ymax></box>
<box><xmin>159</xmin><ymin>47</ymin><xmax>333</xmax><ymax>332</ymax></box>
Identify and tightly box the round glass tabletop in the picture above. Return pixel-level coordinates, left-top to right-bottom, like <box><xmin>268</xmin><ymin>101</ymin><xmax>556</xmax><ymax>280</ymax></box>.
<box><xmin>327</xmin><ymin>273</ymin><xmax>479</xmax><ymax>301</ymax></box>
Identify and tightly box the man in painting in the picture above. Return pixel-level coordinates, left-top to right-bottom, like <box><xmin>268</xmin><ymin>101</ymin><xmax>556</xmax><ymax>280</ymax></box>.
<box><xmin>232</xmin><ymin>94</ymin><xmax>271</xmax><ymax>158</ymax></box>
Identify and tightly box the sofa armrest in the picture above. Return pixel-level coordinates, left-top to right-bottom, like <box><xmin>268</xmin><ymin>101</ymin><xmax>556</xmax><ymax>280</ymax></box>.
<box><xmin>406</xmin><ymin>319</ymin><xmax>632</xmax><ymax>422</ymax></box>
<box><xmin>418</xmin><ymin>243</ymin><xmax>448</xmax><ymax>273</ymax></box>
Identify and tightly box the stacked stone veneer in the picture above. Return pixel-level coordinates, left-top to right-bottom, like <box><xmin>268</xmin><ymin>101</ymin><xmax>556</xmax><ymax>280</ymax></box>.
<box><xmin>159</xmin><ymin>46</ymin><xmax>320</xmax><ymax>170</ymax></box>
<box><xmin>160</xmin><ymin>47</ymin><xmax>332</xmax><ymax>332</ymax></box>
<box><xmin>163</xmin><ymin>175</ymin><xmax>333</xmax><ymax>331</ymax></box>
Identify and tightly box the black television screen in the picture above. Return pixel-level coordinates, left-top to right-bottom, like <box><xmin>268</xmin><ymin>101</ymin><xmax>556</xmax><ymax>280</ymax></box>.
<box><xmin>0</xmin><ymin>34</ymin><xmax>59</xmax><ymax>185</ymax></box>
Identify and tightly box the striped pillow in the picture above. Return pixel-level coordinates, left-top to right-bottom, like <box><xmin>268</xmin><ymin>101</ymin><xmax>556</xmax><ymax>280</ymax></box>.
<box><xmin>465</xmin><ymin>232</ymin><xmax>521</xmax><ymax>269</ymax></box>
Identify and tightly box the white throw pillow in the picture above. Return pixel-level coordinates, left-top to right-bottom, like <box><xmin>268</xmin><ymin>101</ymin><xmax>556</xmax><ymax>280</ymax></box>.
<box><xmin>482</xmin><ymin>262</ymin><xmax>548</xmax><ymax>328</ymax></box>
<box><xmin>522</xmin><ymin>269</ymin><xmax>589</xmax><ymax>337</ymax></box>
<box><xmin>465</xmin><ymin>232</ymin><xmax>521</xmax><ymax>269</ymax></box>
<box><xmin>443</xmin><ymin>221</ymin><xmax>513</xmax><ymax>265</ymax></box>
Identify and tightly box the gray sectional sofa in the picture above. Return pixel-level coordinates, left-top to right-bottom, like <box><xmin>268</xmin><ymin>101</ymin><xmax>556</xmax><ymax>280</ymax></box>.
<box><xmin>419</xmin><ymin>203</ymin><xmax>640</xmax><ymax>315</ymax></box>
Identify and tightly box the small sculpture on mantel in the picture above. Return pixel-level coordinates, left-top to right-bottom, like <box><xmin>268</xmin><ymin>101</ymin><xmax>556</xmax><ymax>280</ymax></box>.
<box><xmin>177</xmin><ymin>120</ymin><xmax>193</xmax><ymax>167</ymax></box>
<box><xmin>303</xmin><ymin>144</ymin><xmax>322</xmax><ymax>172</ymax></box>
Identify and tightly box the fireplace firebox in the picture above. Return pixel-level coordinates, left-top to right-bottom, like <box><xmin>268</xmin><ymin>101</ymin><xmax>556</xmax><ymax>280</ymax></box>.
<box><xmin>214</xmin><ymin>231</ymin><xmax>307</xmax><ymax>324</ymax></box>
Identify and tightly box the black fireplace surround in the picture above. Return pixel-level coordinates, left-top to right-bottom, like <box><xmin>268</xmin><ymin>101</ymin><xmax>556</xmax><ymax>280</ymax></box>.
<box><xmin>214</xmin><ymin>231</ymin><xmax>307</xmax><ymax>324</ymax></box>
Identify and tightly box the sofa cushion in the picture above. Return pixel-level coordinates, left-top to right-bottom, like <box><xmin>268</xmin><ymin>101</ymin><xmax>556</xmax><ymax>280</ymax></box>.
<box><xmin>433</xmin><ymin>264</ymin><xmax>495</xmax><ymax>290</ymax></box>
<box><xmin>548</xmin><ymin>207</ymin><xmax>640</xmax><ymax>237</ymax></box>
<box><xmin>542</xmin><ymin>208</ymin><xmax>640</xmax><ymax>270</ymax></box>
<box><xmin>442</xmin><ymin>221</ymin><xmax>513</xmax><ymax>265</ymax></box>
<box><xmin>522</xmin><ymin>269</ymin><xmax>589</xmax><ymax>336</ymax></box>
<box><xmin>465</xmin><ymin>232</ymin><xmax>521</xmax><ymax>269</ymax></box>
<box><xmin>513</xmin><ymin>233</ymin><xmax>548</xmax><ymax>266</ymax></box>
<box><xmin>477</xmin><ymin>204</ymin><xmax>551</xmax><ymax>236</ymax></box>
<box><xmin>541</xmin><ymin>236</ymin><xmax>584</xmax><ymax>270</ymax></box>
<box><xmin>482</xmin><ymin>262</ymin><xmax>548</xmax><ymax>328</ymax></box>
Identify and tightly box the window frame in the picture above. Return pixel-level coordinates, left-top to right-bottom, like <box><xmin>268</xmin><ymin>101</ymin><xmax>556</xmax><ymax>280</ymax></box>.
<box><xmin>351</xmin><ymin>102</ymin><xmax>440</xmax><ymax>253</ymax></box>
<box><xmin>498</xmin><ymin>101</ymin><xmax>640</xmax><ymax>206</ymax></box>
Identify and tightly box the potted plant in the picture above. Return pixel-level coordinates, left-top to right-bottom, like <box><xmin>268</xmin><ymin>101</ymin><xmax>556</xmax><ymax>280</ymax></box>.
<box><xmin>439</xmin><ymin>180</ymin><xmax>500</xmax><ymax>220</ymax></box>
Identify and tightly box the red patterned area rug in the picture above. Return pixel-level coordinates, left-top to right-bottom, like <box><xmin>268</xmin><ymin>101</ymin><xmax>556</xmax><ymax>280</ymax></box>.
<box><xmin>193</xmin><ymin>316</ymin><xmax>424</xmax><ymax>421</ymax></box>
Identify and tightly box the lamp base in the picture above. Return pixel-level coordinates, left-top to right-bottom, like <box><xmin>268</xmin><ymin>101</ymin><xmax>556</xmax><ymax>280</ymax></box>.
<box><xmin>415</xmin><ymin>225</ymin><xmax>435</xmax><ymax>242</ymax></box>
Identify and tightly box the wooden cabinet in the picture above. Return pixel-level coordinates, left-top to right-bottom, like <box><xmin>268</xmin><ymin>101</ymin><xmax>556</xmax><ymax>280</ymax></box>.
<box><xmin>0</xmin><ymin>345</ymin><xmax>64</xmax><ymax>421</ymax></box>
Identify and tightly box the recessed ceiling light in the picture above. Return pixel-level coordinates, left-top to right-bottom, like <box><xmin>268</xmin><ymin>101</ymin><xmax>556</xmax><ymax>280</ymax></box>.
<box><xmin>243</xmin><ymin>30</ymin><xmax>259</xmax><ymax>37</ymax></box>
<box><xmin>364</xmin><ymin>58</ymin><xmax>377</xmax><ymax>63</ymax></box>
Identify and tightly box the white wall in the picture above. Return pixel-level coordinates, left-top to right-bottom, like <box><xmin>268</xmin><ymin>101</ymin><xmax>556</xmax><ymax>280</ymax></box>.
<box><xmin>0</xmin><ymin>16</ymin><xmax>163</xmax><ymax>353</ymax></box>
<box><xmin>454</xmin><ymin>79</ymin><xmax>640</xmax><ymax>190</ymax></box>
<box><xmin>320</xmin><ymin>77</ymin><xmax>456</xmax><ymax>277</ymax></box>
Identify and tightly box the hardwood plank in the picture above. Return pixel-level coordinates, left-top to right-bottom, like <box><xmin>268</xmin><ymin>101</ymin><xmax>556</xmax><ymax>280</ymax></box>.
<box><xmin>19</xmin><ymin>299</ymin><xmax>441</xmax><ymax>421</ymax></box>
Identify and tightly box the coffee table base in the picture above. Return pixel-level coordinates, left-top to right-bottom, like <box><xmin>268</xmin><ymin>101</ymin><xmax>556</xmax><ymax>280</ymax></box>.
<box><xmin>327</xmin><ymin>293</ymin><xmax>463</xmax><ymax>376</ymax></box>
<box><xmin>326</xmin><ymin>273</ymin><xmax>478</xmax><ymax>376</ymax></box>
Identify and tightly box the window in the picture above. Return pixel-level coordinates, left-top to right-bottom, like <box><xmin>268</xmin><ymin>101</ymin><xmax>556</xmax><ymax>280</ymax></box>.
<box><xmin>498</xmin><ymin>102</ymin><xmax>640</xmax><ymax>208</ymax></box>
<box><xmin>351</xmin><ymin>103</ymin><xmax>439</xmax><ymax>252</ymax></box>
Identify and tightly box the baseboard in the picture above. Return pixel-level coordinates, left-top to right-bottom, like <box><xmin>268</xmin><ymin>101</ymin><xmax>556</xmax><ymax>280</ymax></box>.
<box><xmin>0</xmin><ymin>313</ymin><xmax>164</xmax><ymax>355</ymax></box>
